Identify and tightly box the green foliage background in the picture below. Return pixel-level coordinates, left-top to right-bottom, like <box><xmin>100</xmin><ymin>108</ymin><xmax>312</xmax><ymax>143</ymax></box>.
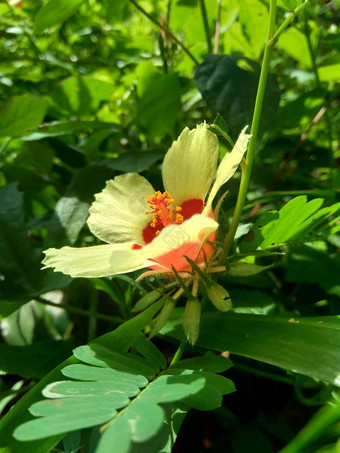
<box><xmin>0</xmin><ymin>0</ymin><xmax>340</xmax><ymax>452</ymax></box>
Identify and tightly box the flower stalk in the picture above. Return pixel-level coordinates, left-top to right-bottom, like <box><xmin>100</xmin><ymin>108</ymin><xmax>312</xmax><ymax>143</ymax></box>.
<box><xmin>223</xmin><ymin>0</ymin><xmax>277</xmax><ymax>255</ymax></box>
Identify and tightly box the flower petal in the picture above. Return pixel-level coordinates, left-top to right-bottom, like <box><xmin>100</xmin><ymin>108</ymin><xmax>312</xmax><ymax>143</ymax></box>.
<box><xmin>144</xmin><ymin>214</ymin><xmax>218</xmax><ymax>271</ymax></box>
<box><xmin>204</xmin><ymin>126</ymin><xmax>251</xmax><ymax>212</ymax></box>
<box><xmin>87</xmin><ymin>173</ymin><xmax>155</xmax><ymax>244</ymax></box>
<box><xmin>42</xmin><ymin>243</ymin><xmax>150</xmax><ymax>278</ymax></box>
<box><xmin>162</xmin><ymin>123</ymin><xmax>219</xmax><ymax>205</ymax></box>
<box><xmin>43</xmin><ymin>215</ymin><xmax>218</xmax><ymax>278</ymax></box>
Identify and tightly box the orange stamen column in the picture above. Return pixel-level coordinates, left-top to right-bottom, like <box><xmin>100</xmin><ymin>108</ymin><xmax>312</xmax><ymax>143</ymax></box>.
<box><xmin>146</xmin><ymin>191</ymin><xmax>183</xmax><ymax>235</ymax></box>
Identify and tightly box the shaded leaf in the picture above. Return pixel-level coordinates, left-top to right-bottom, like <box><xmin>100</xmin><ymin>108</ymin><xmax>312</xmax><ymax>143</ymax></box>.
<box><xmin>194</xmin><ymin>54</ymin><xmax>280</xmax><ymax>139</ymax></box>
<box><xmin>0</xmin><ymin>341</ymin><xmax>72</xmax><ymax>378</ymax></box>
<box><xmin>49</xmin><ymin>77</ymin><xmax>114</xmax><ymax>118</ymax></box>
<box><xmin>34</xmin><ymin>0</ymin><xmax>85</xmax><ymax>35</ymax></box>
<box><xmin>0</xmin><ymin>96</ymin><xmax>48</xmax><ymax>138</ymax></box>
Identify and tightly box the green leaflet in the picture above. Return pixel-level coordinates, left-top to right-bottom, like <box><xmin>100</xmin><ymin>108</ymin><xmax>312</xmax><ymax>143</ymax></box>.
<box><xmin>14</xmin><ymin>345</ymin><xmax>235</xmax><ymax>450</ymax></box>
<box><xmin>240</xmin><ymin>196</ymin><xmax>340</xmax><ymax>252</ymax></box>
<box><xmin>0</xmin><ymin>298</ymin><xmax>165</xmax><ymax>453</ymax></box>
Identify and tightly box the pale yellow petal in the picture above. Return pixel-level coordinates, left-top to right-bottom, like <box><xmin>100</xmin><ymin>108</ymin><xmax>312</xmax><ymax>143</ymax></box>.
<box><xmin>162</xmin><ymin>123</ymin><xmax>219</xmax><ymax>205</ymax></box>
<box><xmin>204</xmin><ymin>126</ymin><xmax>251</xmax><ymax>212</ymax></box>
<box><xmin>87</xmin><ymin>173</ymin><xmax>155</xmax><ymax>244</ymax></box>
<box><xmin>42</xmin><ymin>243</ymin><xmax>149</xmax><ymax>278</ymax></box>
<box><xmin>42</xmin><ymin>215</ymin><xmax>219</xmax><ymax>279</ymax></box>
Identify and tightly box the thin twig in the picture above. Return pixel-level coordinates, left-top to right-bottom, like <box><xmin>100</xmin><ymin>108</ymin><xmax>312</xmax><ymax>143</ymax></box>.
<box><xmin>199</xmin><ymin>0</ymin><xmax>212</xmax><ymax>52</ymax></box>
<box><xmin>214</xmin><ymin>0</ymin><xmax>221</xmax><ymax>54</ymax></box>
<box><xmin>35</xmin><ymin>296</ymin><xmax>123</xmax><ymax>324</ymax></box>
<box><xmin>129</xmin><ymin>0</ymin><xmax>199</xmax><ymax>65</ymax></box>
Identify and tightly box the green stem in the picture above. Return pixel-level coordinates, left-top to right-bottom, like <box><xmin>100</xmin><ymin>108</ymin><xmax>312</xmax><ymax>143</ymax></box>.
<box><xmin>224</xmin><ymin>0</ymin><xmax>277</xmax><ymax>255</ymax></box>
<box><xmin>209</xmin><ymin>124</ymin><xmax>235</xmax><ymax>148</ymax></box>
<box><xmin>279</xmin><ymin>397</ymin><xmax>340</xmax><ymax>453</ymax></box>
<box><xmin>272</xmin><ymin>0</ymin><xmax>310</xmax><ymax>44</ymax></box>
<box><xmin>170</xmin><ymin>339</ymin><xmax>187</xmax><ymax>366</ymax></box>
<box><xmin>233</xmin><ymin>362</ymin><xmax>293</xmax><ymax>386</ymax></box>
<box><xmin>87</xmin><ymin>288</ymin><xmax>98</xmax><ymax>342</ymax></box>
<box><xmin>198</xmin><ymin>0</ymin><xmax>212</xmax><ymax>52</ymax></box>
<box><xmin>129</xmin><ymin>0</ymin><xmax>199</xmax><ymax>65</ymax></box>
<box><xmin>36</xmin><ymin>297</ymin><xmax>123</xmax><ymax>324</ymax></box>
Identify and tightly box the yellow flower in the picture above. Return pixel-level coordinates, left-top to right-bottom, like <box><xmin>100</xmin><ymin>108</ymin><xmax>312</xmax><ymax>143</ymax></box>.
<box><xmin>42</xmin><ymin>123</ymin><xmax>250</xmax><ymax>278</ymax></box>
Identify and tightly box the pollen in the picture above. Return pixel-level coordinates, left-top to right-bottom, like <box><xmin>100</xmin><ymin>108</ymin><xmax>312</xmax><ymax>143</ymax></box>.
<box><xmin>146</xmin><ymin>191</ymin><xmax>183</xmax><ymax>234</ymax></box>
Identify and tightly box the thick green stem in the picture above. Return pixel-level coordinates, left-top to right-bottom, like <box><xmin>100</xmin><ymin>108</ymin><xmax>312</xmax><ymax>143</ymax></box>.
<box><xmin>279</xmin><ymin>397</ymin><xmax>340</xmax><ymax>453</ymax></box>
<box><xmin>198</xmin><ymin>0</ymin><xmax>212</xmax><ymax>52</ymax></box>
<box><xmin>224</xmin><ymin>0</ymin><xmax>277</xmax><ymax>254</ymax></box>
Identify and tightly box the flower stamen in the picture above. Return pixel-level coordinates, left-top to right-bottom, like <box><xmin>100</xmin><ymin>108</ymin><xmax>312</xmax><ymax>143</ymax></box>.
<box><xmin>146</xmin><ymin>191</ymin><xmax>183</xmax><ymax>234</ymax></box>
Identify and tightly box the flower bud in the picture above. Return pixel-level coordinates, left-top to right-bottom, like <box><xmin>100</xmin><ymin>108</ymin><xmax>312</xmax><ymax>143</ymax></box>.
<box><xmin>182</xmin><ymin>298</ymin><xmax>201</xmax><ymax>345</ymax></box>
<box><xmin>206</xmin><ymin>283</ymin><xmax>232</xmax><ymax>312</ymax></box>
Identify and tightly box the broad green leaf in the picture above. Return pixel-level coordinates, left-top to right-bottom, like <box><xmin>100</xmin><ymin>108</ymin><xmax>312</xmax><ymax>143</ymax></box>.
<box><xmin>34</xmin><ymin>0</ymin><xmax>85</xmax><ymax>35</ymax></box>
<box><xmin>318</xmin><ymin>64</ymin><xmax>340</xmax><ymax>82</ymax></box>
<box><xmin>49</xmin><ymin>77</ymin><xmax>114</xmax><ymax>118</ymax></box>
<box><xmin>0</xmin><ymin>96</ymin><xmax>48</xmax><ymax>138</ymax></box>
<box><xmin>195</xmin><ymin>54</ymin><xmax>280</xmax><ymax>139</ymax></box>
<box><xmin>285</xmin><ymin>245</ymin><xmax>340</xmax><ymax>296</ymax></box>
<box><xmin>277</xmin><ymin>27</ymin><xmax>313</xmax><ymax>68</ymax></box>
<box><xmin>0</xmin><ymin>301</ymin><xmax>24</xmax><ymax>320</ymax></box>
<box><xmin>240</xmin><ymin>196</ymin><xmax>340</xmax><ymax>252</ymax></box>
<box><xmin>163</xmin><ymin>311</ymin><xmax>340</xmax><ymax>386</ymax></box>
<box><xmin>229</xmin><ymin>289</ymin><xmax>276</xmax><ymax>315</ymax></box>
<box><xmin>282</xmin><ymin>0</ymin><xmax>298</xmax><ymax>10</ymax></box>
<box><xmin>212</xmin><ymin>0</ymin><xmax>268</xmax><ymax>59</ymax></box>
<box><xmin>105</xmin><ymin>150</ymin><xmax>163</xmax><ymax>173</ymax></box>
<box><xmin>136</xmin><ymin>63</ymin><xmax>181</xmax><ymax>136</ymax></box>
